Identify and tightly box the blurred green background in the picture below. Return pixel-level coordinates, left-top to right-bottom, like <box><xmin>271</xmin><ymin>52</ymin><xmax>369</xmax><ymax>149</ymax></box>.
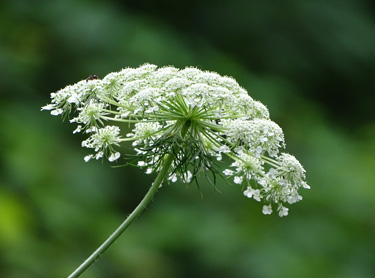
<box><xmin>1</xmin><ymin>0</ymin><xmax>375</xmax><ymax>277</ymax></box>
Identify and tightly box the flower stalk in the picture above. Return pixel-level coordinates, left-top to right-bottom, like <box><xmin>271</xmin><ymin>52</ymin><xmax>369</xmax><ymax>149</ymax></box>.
<box><xmin>68</xmin><ymin>151</ymin><xmax>175</xmax><ymax>278</ymax></box>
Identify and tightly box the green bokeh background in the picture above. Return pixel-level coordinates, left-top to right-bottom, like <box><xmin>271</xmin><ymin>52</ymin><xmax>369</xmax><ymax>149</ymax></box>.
<box><xmin>1</xmin><ymin>0</ymin><xmax>375</xmax><ymax>277</ymax></box>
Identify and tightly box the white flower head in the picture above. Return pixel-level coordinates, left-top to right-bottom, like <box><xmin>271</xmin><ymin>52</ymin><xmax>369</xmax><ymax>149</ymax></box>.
<box><xmin>42</xmin><ymin>64</ymin><xmax>309</xmax><ymax>217</ymax></box>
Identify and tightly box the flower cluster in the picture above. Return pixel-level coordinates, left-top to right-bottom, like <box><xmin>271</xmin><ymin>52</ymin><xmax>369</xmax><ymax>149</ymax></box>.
<box><xmin>42</xmin><ymin>64</ymin><xmax>309</xmax><ymax>216</ymax></box>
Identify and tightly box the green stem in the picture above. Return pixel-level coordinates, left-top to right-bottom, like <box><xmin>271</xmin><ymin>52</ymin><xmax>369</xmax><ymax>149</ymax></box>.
<box><xmin>68</xmin><ymin>153</ymin><xmax>175</xmax><ymax>278</ymax></box>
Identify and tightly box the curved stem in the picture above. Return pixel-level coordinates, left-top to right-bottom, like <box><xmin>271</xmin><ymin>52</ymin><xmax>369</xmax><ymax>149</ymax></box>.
<box><xmin>68</xmin><ymin>153</ymin><xmax>175</xmax><ymax>278</ymax></box>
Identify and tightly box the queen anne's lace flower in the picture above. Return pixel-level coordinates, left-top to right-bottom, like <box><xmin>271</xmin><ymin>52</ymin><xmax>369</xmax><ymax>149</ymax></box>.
<box><xmin>42</xmin><ymin>63</ymin><xmax>309</xmax><ymax>216</ymax></box>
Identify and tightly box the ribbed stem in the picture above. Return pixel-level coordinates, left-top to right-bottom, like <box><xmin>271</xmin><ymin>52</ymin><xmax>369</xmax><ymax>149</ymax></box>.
<box><xmin>68</xmin><ymin>153</ymin><xmax>175</xmax><ymax>278</ymax></box>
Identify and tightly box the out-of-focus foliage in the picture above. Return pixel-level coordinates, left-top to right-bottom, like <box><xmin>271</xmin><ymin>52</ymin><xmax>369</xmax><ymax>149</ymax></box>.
<box><xmin>0</xmin><ymin>0</ymin><xmax>374</xmax><ymax>277</ymax></box>
<box><xmin>124</xmin><ymin>0</ymin><xmax>375</xmax><ymax>126</ymax></box>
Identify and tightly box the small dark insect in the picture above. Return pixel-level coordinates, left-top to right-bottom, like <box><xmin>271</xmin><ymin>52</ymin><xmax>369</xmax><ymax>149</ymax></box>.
<box><xmin>86</xmin><ymin>75</ymin><xmax>99</xmax><ymax>82</ymax></box>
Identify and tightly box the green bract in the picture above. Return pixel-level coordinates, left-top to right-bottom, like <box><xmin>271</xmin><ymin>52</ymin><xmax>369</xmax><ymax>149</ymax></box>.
<box><xmin>42</xmin><ymin>64</ymin><xmax>309</xmax><ymax>216</ymax></box>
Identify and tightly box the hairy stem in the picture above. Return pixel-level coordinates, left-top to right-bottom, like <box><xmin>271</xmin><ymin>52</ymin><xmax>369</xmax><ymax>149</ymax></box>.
<box><xmin>68</xmin><ymin>153</ymin><xmax>175</xmax><ymax>278</ymax></box>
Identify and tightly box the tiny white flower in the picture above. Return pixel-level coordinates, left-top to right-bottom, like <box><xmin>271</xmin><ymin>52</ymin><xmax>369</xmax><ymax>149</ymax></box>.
<box><xmin>168</xmin><ymin>173</ymin><xmax>178</xmax><ymax>183</ymax></box>
<box><xmin>67</xmin><ymin>93</ymin><xmax>80</xmax><ymax>104</ymax></box>
<box><xmin>262</xmin><ymin>205</ymin><xmax>273</xmax><ymax>215</ymax></box>
<box><xmin>183</xmin><ymin>171</ymin><xmax>193</xmax><ymax>183</ymax></box>
<box><xmin>234</xmin><ymin>176</ymin><xmax>243</xmax><ymax>184</ymax></box>
<box><xmin>219</xmin><ymin>145</ymin><xmax>231</xmax><ymax>153</ymax></box>
<box><xmin>278</xmin><ymin>205</ymin><xmax>289</xmax><ymax>217</ymax></box>
<box><xmin>108</xmin><ymin>152</ymin><xmax>120</xmax><ymax>162</ymax></box>
<box><xmin>216</xmin><ymin>153</ymin><xmax>222</xmax><ymax>161</ymax></box>
<box><xmin>252</xmin><ymin>190</ymin><xmax>262</xmax><ymax>202</ymax></box>
<box><xmin>84</xmin><ymin>155</ymin><xmax>93</xmax><ymax>162</ymax></box>
<box><xmin>302</xmin><ymin>181</ymin><xmax>311</xmax><ymax>189</ymax></box>
<box><xmin>73</xmin><ymin>125</ymin><xmax>82</xmax><ymax>134</ymax></box>
<box><xmin>243</xmin><ymin>187</ymin><xmax>262</xmax><ymax>201</ymax></box>
<box><xmin>243</xmin><ymin>187</ymin><xmax>254</xmax><ymax>198</ymax></box>
<box><xmin>95</xmin><ymin>151</ymin><xmax>104</xmax><ymax>160</ymax></box>
<box><xmin>287</xmin><ymin>192</ymin><xmax>302</xmax><ymax>204</ymax></box>
<box><xmin>223</xmin><ymin>169</ymin><xmax>233</xmax><ymax>176</ymax></box>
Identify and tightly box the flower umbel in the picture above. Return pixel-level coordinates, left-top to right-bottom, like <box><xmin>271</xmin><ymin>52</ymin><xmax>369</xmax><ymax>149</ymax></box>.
<box><xmin>42</xmin><ymin>64</ymin><xmax>309</xmax><ymax>216</ymax></box>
